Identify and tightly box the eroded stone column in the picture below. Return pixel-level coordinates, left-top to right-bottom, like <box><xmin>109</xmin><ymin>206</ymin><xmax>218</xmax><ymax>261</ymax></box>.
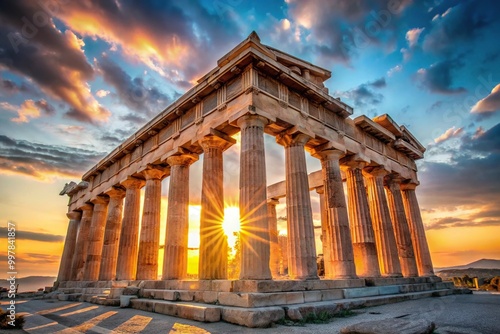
<box><xmin>116</xmin><ymin>177</ymin><xmax>145</xmax><ymax>280</ymax></box>
<box><xmin>83</xmin><ymin>196</ymin><xmax>109</xmax><ymax>281</ymax></box>
<box><xmin>199</xmin><ymin>135</ymin><xmax>234</xmax><ymax>280</ymax></box>
<box><xmin>57</xmin><ymin>211</ymin><xmax>81</xmax><ymax>282</ymax></box>
<box><xmin>364</xmin><ymin>167</ymin><xmax>402</xmax><ymax>277</ymax></box>
<box><xmin>99</xmin><ymin>188</ymin><xmax>126</xmax><ymax>281</ymax></box>
<box><xmin>163</xmin><ymin>155</ymin><xmax>197</xmax><ymax>280</ymax></box>
<box><xmin>315</xmin><ymin>150</ymin><xmax>357</xmax><ymax>279</ymax></box>
<box><xmin>277</xmin><ymin>132</ymin><xmax>318</xmax><ymax>280</ymax></box>
<box><xmin>401</xmin><ymin>182</ymin><xmax>434</xmax><ymax>276</ymax></box>
<box><xmin>267</xmin><ymin>199</ymin><xmax>280</xmax><ymax>278</ymax></box>
<box><xmin>237</xmin><ymin>115</ymin><xmax>271</xmax><ymax>280</ymax></box>
<box><xmin>138</xmin><ymin>166</ymin><xmax>167</xmax><ymax>280</ymax></box>
<box><xmin>71</xmin><ymin>204</ymin><xmax>93</xmax><ymax>280</ymax></box>
<box><xmin>385</xmin><ymin>176</ymin><xmax>418</xmax><ymax>277</ymax></box>
<box><xmin>344</xmin><ymin>160</ymin><xmax>381</xmax><ymax>277</ymax></box>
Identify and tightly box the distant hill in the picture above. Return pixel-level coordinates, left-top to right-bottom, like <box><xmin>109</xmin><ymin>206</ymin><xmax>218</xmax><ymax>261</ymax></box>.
<box><xmin>0</xmin><ymin>276</ymin><xmax>56</xmax><ymax>293</ymax></box>
<box><xmin>435</xmin><ymin>259</ymin><xmax>500</xmax><ymax>272</ymax></box>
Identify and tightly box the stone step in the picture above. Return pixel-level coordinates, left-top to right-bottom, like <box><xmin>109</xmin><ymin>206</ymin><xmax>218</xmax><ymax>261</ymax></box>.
<box><xmin>130</xmin><ymin>298</ymin><xmax>221</xmax><ymax>322</ymax></box>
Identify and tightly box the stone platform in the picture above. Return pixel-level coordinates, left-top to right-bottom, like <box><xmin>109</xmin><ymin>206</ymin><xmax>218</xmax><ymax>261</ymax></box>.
<box><xmin>54</xmin><ymin>277</ymin><xmax>460</xmax><ymax>327</ymax></box>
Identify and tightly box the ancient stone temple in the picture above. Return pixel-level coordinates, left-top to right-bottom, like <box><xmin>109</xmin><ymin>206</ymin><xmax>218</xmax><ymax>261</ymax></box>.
<box><xmin>56</xmin><ymin>32</ymin><xmax>453</xmax><ymax>327</ymax></box>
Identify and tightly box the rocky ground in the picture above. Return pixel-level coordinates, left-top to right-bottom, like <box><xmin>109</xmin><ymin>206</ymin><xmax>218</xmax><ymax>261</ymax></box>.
<box><xmin>2</xmin><ymin>292</ymin><xmax>499</xmax><ymax>334</ymax></box>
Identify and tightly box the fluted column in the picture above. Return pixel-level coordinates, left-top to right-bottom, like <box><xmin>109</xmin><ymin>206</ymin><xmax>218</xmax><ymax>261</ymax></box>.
<box><xmin>385</xmin><ymin>176</ymin><xmax>418</xmax><ymax>277</ymax></box>
<box><xmin>57</xmin><ymin>211</ymin><xmax>81</xmax><ymax>281</ymax></box>
<box><xmin>277</xmin><ymin>132</ymin><xmax>318</xmax><ymax>280</ymax></box>
<box><xmin>71</xmin><ymin>204</ymin><xmax>94</xmax><ymax>280</ymax></box>
<box><xmin>364</xmin><ymin>167</ymin><xmax>402</xmax><ymax>277</ymax></box>
<box><xmin>344</xmin><ymin>160</ymin><xmax>381</xmax><ymax>277</ymax></box>
<box><xmin>267</xmin><ymin>199</ymin><xmax>280</xmax><ymax>278</ymax></box>
<box><xmin>99</xmin><ymin>188</ymin><xmax>126</xmax><ymax>281</ymax></box>
<box><xmin>137</xmin><ymin>166</ymin><xmax>167</xmax><ymax>280</ymax></box>
<box><xmin>116</xmin><ymin>177</ymin><xmax>145</xmax><ymax>280</ymax></box>
<box><xmin>237</xmin><ymin>115</ymin><xmax>271</xmax><ymax>280</ymax></box>
<box><xmin>401</xmin><ymin>182</ymin><xmax>434</xmax><ymax>276</ymax></box>
<box><xmin>199</xmin><ymin>135</ymin><xmax>234</xmax><ymax>280</ymax></box>
<box><xmin>162</xmin><ymin>155</ymin><xmax>197</xmax><ymax>280</ymax></box>
<box><xmin>83</xmin><ymin>196</ymin><xmax>109</xmax><ymax>281</ymax></box>
<box><xmin>314</xmin><ymin>150</ymin><xmax>356</xmax><ymax>279</ymax></box>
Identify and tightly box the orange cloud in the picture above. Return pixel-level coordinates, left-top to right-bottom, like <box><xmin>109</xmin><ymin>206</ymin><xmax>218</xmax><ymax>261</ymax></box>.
<box><xmin>433</xmin><ymin>126</ymin><xmax>464</xmax><ymax>144</ymax></box>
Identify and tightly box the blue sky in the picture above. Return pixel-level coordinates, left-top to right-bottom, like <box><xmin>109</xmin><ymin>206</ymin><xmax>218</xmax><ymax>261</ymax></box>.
<box><xmin>0</xmin><ymin>0</ymin><xmax>499</xmax><ymax>275</ymax></box>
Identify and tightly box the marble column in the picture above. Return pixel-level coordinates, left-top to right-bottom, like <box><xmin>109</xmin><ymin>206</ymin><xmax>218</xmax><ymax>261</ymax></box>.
<box><xmin>401</xmin><ymin>182</ymin><xmax>435</xmax><ymax>276</ymax></box>
<box><xmin>83</xmin><ymin>196</ymin><xmax>109</xmax><ymax>281</ymax></box>
<box><xmin>315</xmin><ymin>150</ymin><xmax>357</xmax><ymax>279</ymax></box>
<box><xmin>199</xmin><ymin>135</ymin><xmax>233</xmax><ymax>280</ymax></box>
<box><xmin>116</xmin><ymin>177</ymin><xmax>145</xmax><ymax>280</ymax></box>
<box><xmin>71</xmin><ymin>204</ymin><xmax>93</xmax><ymax>280</ymax></box>
<box><xmin>344</xmin><ymin>161</ymin><xmax>381</xmax><ymax>277</ymax></box>
<box><xmin>163</xmin><ymin>155</ymin><xmax>197</xmax><ymax>280</ymax></box>
<box><xmin>277</xmin><ymin>132</ymin><xmax>318</xmax><ymax>280</ymax></box>
<box><xmin>99</xmin><ymin>188</ymin><xmax>126</xmax><ymax>281</ymax></box>
<box><xmin>137</xmin><ymin>167</ymin><xmax>166</xmax><ymax>280</ymax></box>
<box><xmin>385</xmin><ymin>176</ymin><xmax>418</xmax><ymax>277</ymax></box>
<box><xmin>57</xmin><ymin>211</ymin><xmax>81</xmax><ymax>282</ymax></box>
<box><xmin>364</xmin><ymin>167</ymin><xmax>402</xmax><ymax>277</ymax></box>
<box><xmin>237</xmin><ymin>115</ymin><xmax>271</xmax><ymax>280</ymax></box>
<box><xmin>267</xmin><ymin>199</ymin><xmax>280</xmax><ymax>278</ymax></box>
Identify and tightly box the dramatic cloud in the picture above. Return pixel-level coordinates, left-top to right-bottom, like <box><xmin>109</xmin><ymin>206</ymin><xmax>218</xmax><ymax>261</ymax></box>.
<box><xmin>0</xmin><ymin>135</ymin><xmax>106</xmax><ymax>180</ymax></box>
<box><xmin>423</xmin><ymin>1</ymin><xmax>491</xmax><ymax>56</ymax></box>
<box><xmin>96</xmin><ymin>55</ymin><xmax>172</xmax><ymax>117</ymax></box>
<box><xmin>0</xmin><ymin>1</ymin><xmax>110</xmax><ymax>123</ymax></box>
<box><xmin>286</xmin><ymin>0</ymin><xmax>413</xmax><ymax>64</ymax></box>
<box><xmin>0</xmin><ymin>227</ymin><xmax>64</xmax><ymax>242</ymax></box>
<box><xmin>337</xmin><ymin>77</ymin><xmax>386</xmax><ymax>108</ymax></box>
<box><xmin>52</xmin><ymin>1</ymin><xmax>243</xmax><ymax>85</ymax></box>
<box><xmin>471</xmin><ymin>83</ymin><xmax>500</xmax><ymax>118</ymax></box>
<box><xmin>416</xmin><ymin>60</ymin><xmax>466</xmax><ymax>94</ymax></box>
<box><xmin>433</xmin><ymin>126</ymin><xmax>463</xmax><ymax>144</ymax></box>
<box><xmin>0</xmin><ymin>78</ymin><xmax>34</xmax><ymax>95</ymax></box>
<box><xmin>1</xmin><ymin>99</ymin><xmax>55</xmax><ymax>123</ymax></box>
<box><xmin>419</xmin><ymin>123</ymin><xmax>500</xmax><ymax>211</ymax></box>
<box><xmin>426</xmin><ymin>216</ymin><xmax>500</xmax><ymax>230</ymax></box>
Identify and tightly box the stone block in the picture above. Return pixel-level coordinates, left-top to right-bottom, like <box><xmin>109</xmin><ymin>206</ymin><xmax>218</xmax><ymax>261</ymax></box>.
<box><xmin>130</xmin><ymin>299</ymin><xmax>154</xmax><ymax>312</ymax></box>
<box><xmin>122</xmin><ymin>286</ymin><xmax>140</xmax><ymax>295</ymax></box>
<box><xmin>321</xmin><ymin>289</ymin><xmax>344</xmax><ymax>301</ymax></box>
<box><xmin>378</xmin><ymin>285</ymin><xmax>400</xmax><ymax>295</ymax></box>
<box><xmin>304</xmin><ymin>291</ymin><xmax>322</xmax><ymax>302</ymax></box>
<box><xmin>163</xmin><ymin>290</ymin><xmax>180</xmax><ymax>301</ymax></box>
<box><xmin>221</xmin><ymin>306</ymin><xmax>285</xmax><ymax>328</ymax></box>
<box><xmin>343</xmin><ymin>287</ymin><xmax>380</xmax><ymax>299</ymax></box>
<box><xmin>58</xmin><ymin>294</ymin><xmax>69</xmax><ymax>301</ymax></box>
<box><xmin>179</xmin><ymin>290</ymin><xmax>195</xmax><ymax>301</ymax></box>
<box><xmin>212</xmin><ymin>280</ymin><xmax>233</xmax><ymax>292</ymax></box>
<box><xmin>194</xmin><ymin>291</ymin><xmax>218</xmax><ymax>304</ymax></box>
<box><xmin>120</xmin><ymin>295</ymin><xmax>137</xmax><ymax>307</ymax></box>
<box><xmin>285</xmin><ymin>291</ymin><xmax>304</xmax><ymax>304</ymax></box>
<box><xmin>218</xmin><ymin>292</ymin><xmax>250</xmax><ymax>307</ymax></box>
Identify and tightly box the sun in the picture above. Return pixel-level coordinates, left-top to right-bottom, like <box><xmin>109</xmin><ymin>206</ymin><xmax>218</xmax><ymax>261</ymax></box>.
<box><xmin>222</xmin><ymin>206</ymin><xmax>240</xmax><ymax>249</ymax></box>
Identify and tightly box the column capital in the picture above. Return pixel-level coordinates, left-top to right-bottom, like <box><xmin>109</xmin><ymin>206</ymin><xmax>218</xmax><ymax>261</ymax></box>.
<box><xmin>311</xmin><ymin>148</ymin><xmax>345</xmax><ymax>161</ymax></box>
<box><xmin>276</xmin><ymin>132</ymin><xmax>310</xmax><ymax>148</ymax></box>
<box><xmin>199</xmin><ymin>134</ymin><xmax>235</xmax><ymax>152</ymax></box>
<box><xmin>91</xmin><ymin>195</ymin><xmax>109</xmax><ymax>205</ymax></box>
<box><xmin>141</xmin><ymin>165</ymin><xmax>168</xmax><ymax>180</ymax></box>
<box><xmin>236</xmin><ymin>114</ymin><xmax>269</xmax><ymax>129</ymax></box>
<box><xmin>80</xmin><ymin>203</ymin><xmax>93</xmax><ymax>211</ymax></box>
<box><xmin>121</xmin><ymin>177</ymin><xmax>146</xmax><ymax>189</ymax></box>
<box><xmin>105</xmin><ymin>187</ymin><xmax>126</xmax><ymax>199</ymax></box>
<box><xmin>66</xmin><ymin>211</ymin><xmax>82</xmax><ymax>221</ymax></box>
<box><xmin>400</xmin><ymin>181</ymin><xmax>419</xmax><ymax>190</ymax></box>
<box><xmin>166</xmin><ymin>153</ymin><xmax>198</xmax><ymax>167</ymax></box>
<box><xmin>341</xmin><ymin>154</ymin><xmax>370</xmax><ymax>170</ymax></box>
<box><xmin>267</xmin><ymin>198</ymin><xmax>280</xmax><ymax>206</ymax></box>
<box><xmin>363</xmin><ymin>166</ymin><xmax>390</xmax><ymax>178</ymax></box>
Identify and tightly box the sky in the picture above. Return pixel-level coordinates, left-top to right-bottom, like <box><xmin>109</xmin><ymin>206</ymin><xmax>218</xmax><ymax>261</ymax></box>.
<box><xmin>0</xmin><ymin>0</ymin><xmax>499</xmax><ymax>278</ymax></box>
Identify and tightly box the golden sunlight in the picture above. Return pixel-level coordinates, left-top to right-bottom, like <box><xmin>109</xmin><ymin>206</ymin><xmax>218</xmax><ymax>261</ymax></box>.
<box><xmin>222</xmin><ymin>206</ymin><xmax>241</xmax><ymax>250</ymax></box>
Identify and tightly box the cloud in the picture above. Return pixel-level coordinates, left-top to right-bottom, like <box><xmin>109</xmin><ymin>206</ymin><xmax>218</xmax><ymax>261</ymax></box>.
<box><xmin>426</xmin><ymin>216</ymin><xmax>500</xmax><ymax>230</ymax></box>
<box><xmin>418</xmin><ymin>123</ymin><xmax>500</xmax><ymax>211</ymax></box>
<box><xmin>0</xmin><ymin>1</ymin><xmax>110</xmax><ymax>123</ymax></box>
<box><xmin>0</xmin><ymin>134</ymin><xmax>106</xmax><ymax>180</ymax></box>
<box><xmin>286</xmin><ymin>0</ymin><xmax>413</xmax><ymax>64</ymax></box>
<box><xmin>387</xmin><ymin>64</ymin><xmax>402</xmax><ymax>77</ymax></box>
<box><xmin>471</xmin><ymin>83</ymin><xmax>500</xmax><ymax>118</ymax></box>
<box><xmin>96</xmin><ymin>89</ymin><xmax>110</xmax><ymax>98</ymax></box>
<box><xmin>433</xmin><ymin>126</ymin><xmax>464</xmax><ymax>144</ymax></box>
<box><xmin>96</xmin><ymin>55</ymin><xmax>172</xmax><ymax>117</ymax></box>
<box><xmin>3</xmin><ymin>99</ymin><xmax>55</xmax><ymax>123</ymax></box>
<box><xmin>0</xmin><ymin>78</ymin><xmax>34</xmax><ymax>95</ymax></box>
<box><xmin>406</xmin><ymin>27</ymin><xmax>424</xmax><ymax>48</ymax></box>
<box><xmin>416</xmin><ymin>60</ymin><xmax>466</xmax><ymax>94</ymax></box>
<box><xmin>52</xmin><ymin>1</ymin><xmax>243</xmax><ymax>85</ymax></box>
<box><xmin>423</xmin><ymin>2</ymin><xmax>492</xmax><ymax>56</ymax></box>
<box><xmin>0</xmin><ymin>227</ymin><xmax>64</xmax><ymax>242</ymax></box>
<box><xmin>336</xmin><ymin>77</ymin><xmax>386</xmax><ymax>108</ymax></box>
